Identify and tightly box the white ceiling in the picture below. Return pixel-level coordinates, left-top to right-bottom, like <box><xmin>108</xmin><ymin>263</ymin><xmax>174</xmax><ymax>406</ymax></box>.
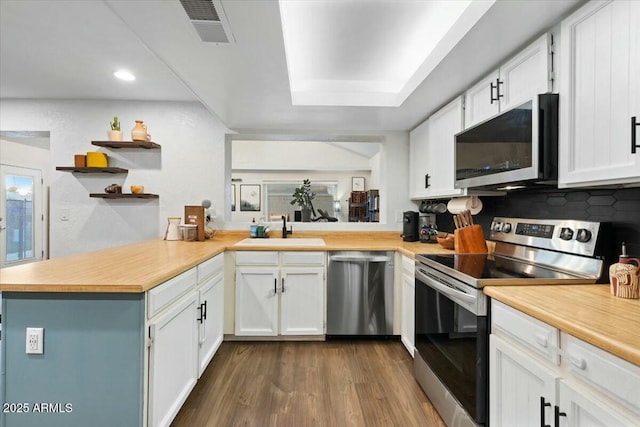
<box><xmin>0</xmin><ymin>0</ymin><xmax>583</xmax><ymax>132</ymax></box>
<box><xmin>279</xmin><ymin>0</ymin><xmax>483</xmax><ymax>107</ymax></box>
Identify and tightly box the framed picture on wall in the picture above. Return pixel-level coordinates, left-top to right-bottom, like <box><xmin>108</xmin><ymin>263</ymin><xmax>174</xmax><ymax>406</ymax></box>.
<box><xmin>231</xmin><ymin>184</ymin><xmax>236</xmax><ymax>211</ymax></box>
<box><xmin>352</xmin><ymin>177</ymin><xmax>365</xmax><ymax>191</ymax></box>
<box><xmin>240</xmin><ymin>184</ymin><xmax>261</xmax><ymax>211</ymax></box>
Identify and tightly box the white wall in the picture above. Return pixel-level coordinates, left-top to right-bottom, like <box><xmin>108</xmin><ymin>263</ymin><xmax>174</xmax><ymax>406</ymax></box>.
<box><xmin>232</xmin><ymin>140</ymin><xmax>373</xmax><ymax>170</ymax></box>
<box><xmin>0</xmin><ymin>99</ymin><xmax>229</xmax><ymax>257</ymax></box>
<box><xmin>1</xmin><ymin>99</ymin><xmax>415</xmax><ymax>256</ymax></box>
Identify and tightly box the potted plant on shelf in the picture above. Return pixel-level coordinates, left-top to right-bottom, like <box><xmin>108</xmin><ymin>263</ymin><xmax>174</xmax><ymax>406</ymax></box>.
<box><xmin>290</xmin><ymin>179</ymin><xmax>316</xmax><ymax>222</ymax></box>
<box><xmin>109</xmin><ymin>116</ymin><xmax>123</xmax><ymax>141</ymax></box>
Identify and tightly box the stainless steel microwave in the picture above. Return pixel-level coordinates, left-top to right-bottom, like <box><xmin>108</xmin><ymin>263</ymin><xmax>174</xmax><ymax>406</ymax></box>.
<box><xmin>454</xmin><ymin>93</ymin><xmax>558</xmax><ymax>190</ymax></box>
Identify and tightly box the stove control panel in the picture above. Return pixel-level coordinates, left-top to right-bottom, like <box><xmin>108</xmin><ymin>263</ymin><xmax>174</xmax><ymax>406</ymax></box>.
<box><xmin>516</xmin><ymin>222</ymin><xmax>555</xmax><ymax>238</ymax></box>
<box><xmin>490</xmin><ymin>217</ymin><xmax>606</xmax><ymax>257</ymax></box>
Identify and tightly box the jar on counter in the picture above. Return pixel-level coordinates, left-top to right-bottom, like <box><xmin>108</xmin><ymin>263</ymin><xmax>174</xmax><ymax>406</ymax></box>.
<box><xmin>180</xmin><ymin>224</ymin><xmax>198</xmax><ymax>241</ymax></box>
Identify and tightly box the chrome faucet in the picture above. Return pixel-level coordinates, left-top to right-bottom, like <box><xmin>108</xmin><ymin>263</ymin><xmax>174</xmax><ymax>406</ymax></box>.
<box><xmin>282</xmin><ymin>215</ymin><xmax>292</xmax><ymax>238</ymax></box>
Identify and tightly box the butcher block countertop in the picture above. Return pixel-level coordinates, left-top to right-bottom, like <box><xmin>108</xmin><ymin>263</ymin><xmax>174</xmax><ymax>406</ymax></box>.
<box><xmin>484</xmin><ymin>285</ymin><xmax>640</xmax><ymax>366</ymax></box>
<box><xmin>0</xmin><ymin>231</ymin><xmax>450</xmax><ymax>293</ymax></box>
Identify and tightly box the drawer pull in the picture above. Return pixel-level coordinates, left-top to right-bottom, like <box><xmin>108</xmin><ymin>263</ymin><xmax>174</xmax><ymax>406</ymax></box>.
<box><xmin>569</xmin><ymin>354</ymin><xmax>586</xmax><ymax>370</ymax></box>
<box><xmin>534</xmin><ymin>333</ymin><xmax>548</xmax><ymax>348</ymax></box>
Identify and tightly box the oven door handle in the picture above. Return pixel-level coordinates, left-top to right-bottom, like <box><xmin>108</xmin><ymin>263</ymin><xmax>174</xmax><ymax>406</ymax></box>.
<box><xmin>416</xmin><ymin>267</ymin><xmax>476</xmax><ymax>306</ymax></box>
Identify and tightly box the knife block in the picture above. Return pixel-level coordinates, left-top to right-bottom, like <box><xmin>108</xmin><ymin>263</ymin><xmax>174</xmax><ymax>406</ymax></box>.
<box><xmin>454</xmin><ymin>225</ymin><xmax>488</xmax><ymax>253</ymax></box>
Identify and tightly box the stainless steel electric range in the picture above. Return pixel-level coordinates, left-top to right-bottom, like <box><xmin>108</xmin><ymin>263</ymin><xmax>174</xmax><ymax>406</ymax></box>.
<box><xmin>414</xmin><ymin>217</ymin><xmax>611</xmax><ymax>427</ymax></box>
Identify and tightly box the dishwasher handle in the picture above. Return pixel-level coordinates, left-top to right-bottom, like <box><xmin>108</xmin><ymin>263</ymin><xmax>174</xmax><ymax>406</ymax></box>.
<box><xmin>329</xmin><ymin>254</ymin><xmax>391</xmax><ymax>263</ymax></box>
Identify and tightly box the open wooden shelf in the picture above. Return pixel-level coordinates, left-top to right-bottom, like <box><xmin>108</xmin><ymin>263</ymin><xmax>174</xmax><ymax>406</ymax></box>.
<box><xmin>90</xmin><ymin>193</ymin><xmax>159</xmax><ymax>199</ymax></box>
<box><xmin>56</xmin><ymin>166</ymin><xmax>128</xmax><ymax>174</ymax></box>
<box><xmin>91</xmin><ymin>141</ymin><xmax>161</xmax><ymax>149</ymax></box>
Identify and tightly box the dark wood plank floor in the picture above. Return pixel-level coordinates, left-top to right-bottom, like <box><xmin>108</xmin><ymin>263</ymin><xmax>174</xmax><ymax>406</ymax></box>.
<box><xmin>171</xmin><ymin>340</ymin><xmax>446</xmax><ymax>427</ymax></box>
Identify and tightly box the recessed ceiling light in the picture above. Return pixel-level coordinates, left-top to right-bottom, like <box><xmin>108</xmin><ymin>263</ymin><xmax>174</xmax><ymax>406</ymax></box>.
<box><xmin>114</xmin><ymin>70</ymin><xmax>135</xmax><ymax>81</ymax></box>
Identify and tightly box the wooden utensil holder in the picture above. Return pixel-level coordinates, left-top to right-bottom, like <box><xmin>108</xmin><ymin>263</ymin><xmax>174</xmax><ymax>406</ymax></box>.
<box><xmin>454</xmin><ymin>225</ymin><xmax>488</xmax><ymax>253</ymax></box>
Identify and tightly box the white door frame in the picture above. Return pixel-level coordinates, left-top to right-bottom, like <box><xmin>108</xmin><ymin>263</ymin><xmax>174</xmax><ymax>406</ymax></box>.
<box><xmin>0</xmin><ymin>164</ymin><xmax>44</xmax><ymax>267</ymax></box>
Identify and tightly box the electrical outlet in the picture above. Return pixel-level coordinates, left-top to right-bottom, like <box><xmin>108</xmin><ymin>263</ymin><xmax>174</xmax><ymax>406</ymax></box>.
<box><xmin>26</xmin><ymin>327</ymin><xmax>44</xmax><ymax>354</ymax></box>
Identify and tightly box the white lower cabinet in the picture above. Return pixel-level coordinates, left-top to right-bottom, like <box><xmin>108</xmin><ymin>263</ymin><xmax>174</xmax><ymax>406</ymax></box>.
<box><xmin>146</xmin><ymin>253</ymin><xmax>225</xmax><ymax>427</ymax></box>
<box><xmin>197</xmin><ymin>271</ymin><xmax>224</xmax><ymax>377</ymax></box>
<box><xmin>235</xmin><ymin>267</ymin><xmax>279</xmax><ymax>336</ymax></box>
<box><xmin>148</xmin><ymin>291</ymin><xmax>199</xmax><ymax>427</ymax></box>
<box><xmin>280</xmin><ymin>267</ymin><xmax>325</xmax><ymax>335</ymax></box>
<box><xmin>490</xmin><ymin>300</ymin><xmax>640</xmax><ymax>427</ymax></box>
<box><xmin>400</xmin><ymin>255</ymin><xmax>414</xmax><ymax>356</ymax></box>
<box><xmin>558</xmin><ymin>379</ymin><xmax>639</xmax><ymax>426</ymax></box>
<box><xmin>490</xmin><ymin>334</ymin><xmax>558</xmax><ymax>426</ymax></box>
<box><xmin>235</xmin><ymin>251</ymin><xmax>325</xmax><ymax>337</ymax></box>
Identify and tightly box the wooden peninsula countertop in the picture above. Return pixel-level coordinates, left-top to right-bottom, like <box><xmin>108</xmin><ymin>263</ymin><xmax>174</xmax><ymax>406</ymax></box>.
<box><xmin>3</xmin><ymin>232</ymin><xmax>637</xmax><ymax>366</ymax></box>
<box><xmin>484</xmin><ymin>285</ymin><xmax>640</xmax><ymax>366</ymax></box>
<box><xmin>0</xmin><ymin>231</ymin><xmax>450</xmax><ymax>294</ymax></box>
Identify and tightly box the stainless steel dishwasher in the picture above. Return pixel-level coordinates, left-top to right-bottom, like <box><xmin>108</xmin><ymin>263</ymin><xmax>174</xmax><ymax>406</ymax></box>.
<box><xmin>327</xmin><ymin>251</ymin><xmax>394</xmax><ymax>336</ymax></box>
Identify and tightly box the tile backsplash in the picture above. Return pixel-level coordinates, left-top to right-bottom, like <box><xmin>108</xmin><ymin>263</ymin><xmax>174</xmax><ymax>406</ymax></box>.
<box><xmin>435</xmin><ymin>187</ymin><xmax>640</xmax><ymax>259</ymax></box>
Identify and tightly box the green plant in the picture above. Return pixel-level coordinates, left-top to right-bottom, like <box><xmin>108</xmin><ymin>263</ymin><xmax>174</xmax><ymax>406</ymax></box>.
<box><xmin>290</xmin><ymin>179</ymin><xmax>316</xmax><ymax>215</ymax></box>
<box><xmin>110</xmin><ymin>116</ymin><xmax>120</xmax><ymax>131</ymax></box>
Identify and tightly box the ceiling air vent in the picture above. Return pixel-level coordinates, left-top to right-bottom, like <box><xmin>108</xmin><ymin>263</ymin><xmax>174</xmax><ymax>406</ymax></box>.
<box><xmin>179</xmin><ymin>0</ymin><xmax>235</xmax><ymax>44</ymax></box>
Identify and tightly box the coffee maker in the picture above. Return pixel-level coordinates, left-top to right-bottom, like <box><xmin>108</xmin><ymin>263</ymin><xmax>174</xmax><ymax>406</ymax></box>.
<box><xmin>402</xmin><ymin>211</ymin><xmax>419</xmax><ymax>242</ymax></box>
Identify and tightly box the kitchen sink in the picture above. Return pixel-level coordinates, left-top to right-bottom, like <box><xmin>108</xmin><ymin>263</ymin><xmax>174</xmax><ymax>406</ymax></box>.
<box><xmin>234</xmin><ymin>238</ymin><xmax>326</xmax><ymax>246</ymax></box>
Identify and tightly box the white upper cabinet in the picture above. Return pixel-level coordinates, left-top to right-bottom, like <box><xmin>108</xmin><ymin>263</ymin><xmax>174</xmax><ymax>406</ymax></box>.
<box><xmin>465</xmin><ymin>33</ymin><xmax>553</xmax><ymax>128</ymax></box>
<box><xmin>559</xmin><ymin>0</ymin><xmax>640</xmax><ymax>187</ymax></box>
<box><xmin>464</xmin><ymin>71</ymin><xmax>500</xmax><ymax>128</ymax></box>
<box><xmin>409</xmin><ymin>96</ymin><xmax>466</xmax><ymax>200</ymax></box>
<box><xmin>409</xmin><ymin>118</ymin><xmax>430</xmax><ymax>199</ymax></box>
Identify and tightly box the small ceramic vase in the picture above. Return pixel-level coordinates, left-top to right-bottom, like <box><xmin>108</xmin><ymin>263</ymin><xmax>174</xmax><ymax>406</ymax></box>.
<box><xmin>131</xmin><ymin>120</ymin><xmax>150</xmax><ymax>142</ymax></box>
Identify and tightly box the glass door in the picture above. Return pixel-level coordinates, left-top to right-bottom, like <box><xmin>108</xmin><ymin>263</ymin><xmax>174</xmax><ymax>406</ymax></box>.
<box><xmin>0</xmin><ymin>164</ymin><xmax>43</xmax><ymax>267</ymax></box>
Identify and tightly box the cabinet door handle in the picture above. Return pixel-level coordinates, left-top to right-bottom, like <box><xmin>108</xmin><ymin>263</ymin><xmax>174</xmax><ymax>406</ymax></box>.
<box><xmin>540</xmin><ymin>396</ymin><xmax>552</xmax><ymax>427</ymax></box>
<box><xmin>197</xmin><ymin>303</ymin><xmax>204</xmax><ymax>324</ymax></box>
<box><xmin>554</xmin><ymin>405</ymin><xmax>567</xmax><ymax>426</ymax></box>
<box><xmin>632</xmin><ymin>116</ymin><xmax>639</xmax><ymax>154</ymax></box>
<box><xmin>490</xmin><ymin>78</ymin><xmax>504</xmax><ymax>104</ymax></box>
<box><xmin>496</xmin><ymin>78</ymin><xmax>504</xmax><ymax>101</ymax></box>
<box><xmin>281</xmin><ymin>277</ymin><xmax>285</xmax><ymax>293</ymax></box>
<box><xmin>425</xmin><ymin>174</ymin><xmax>430</xmax><ymax>189</ymax></box>
<box><xmin>274</xmin><ymin>278</ymin><xmax>277</xmax><ymax>295</ymax></box>
<box><xmin>200</xmin><ymin>301</ymin><xmax>207</xmax><ymax>345</ymax></box>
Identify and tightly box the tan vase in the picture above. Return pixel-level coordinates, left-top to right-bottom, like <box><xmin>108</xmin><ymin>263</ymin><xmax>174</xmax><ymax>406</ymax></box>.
<box><xmin>108</xmin><ymin>130</ymin><xmax>123</xmax><ymax>141</ymax></box>
<box><xmin>131</xmin><ymin>120</ymin><xmax>150</xmax><ymax>142</ymax></box>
